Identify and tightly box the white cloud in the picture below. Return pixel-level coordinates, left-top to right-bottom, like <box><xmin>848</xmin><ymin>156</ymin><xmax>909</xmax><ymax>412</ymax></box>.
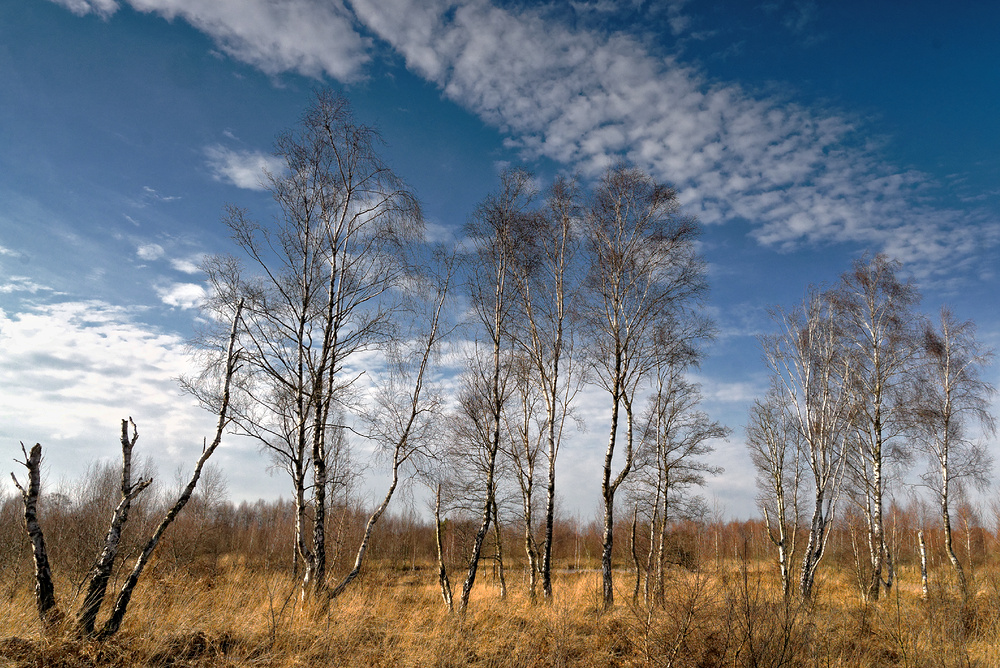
<box><xmin>204</xmin><ymin>145</ymin><xmax>285</xmax><ymax>190</ymax></box>
<box><xmin>0</xmin><ymin>301</ymin><xmax>207</xmax><ymax>470</ymax></box>
<box><xmin>0</xmin><ymin>279</ymin><xmax>47</xmax><ymax>295</ymax></box>
<box><xmin>50</xmin><ymin>0</ymin><xmax>998</xmax><ymax>275</ymax></box>
<box><xmin>156</xmin><ymin>282</ymin><xmax>206</xmax><ymax>309</ymax></box>
<box><xmin>0</xmin><ymin>301</ymin><xmax>288</xmax><ymax>503</ymax></box>
<box><xmin>0</xmin><ymin>277</ymin><xmax>52</xmax><ymax>294</ymax></box>
<box><xmin>47</xmin><ymin>0</ymin><xmax>120</xmax><ymax>19</ymax></box>
<box><xmin>169</xmin><ymin>256</ymin><xmax>203</xmax><ymax>274</ymax></box>
<box><xmin>137</xmin><ymin>243</ymin><xmax>165</xmax><ymax>261</ymax></box>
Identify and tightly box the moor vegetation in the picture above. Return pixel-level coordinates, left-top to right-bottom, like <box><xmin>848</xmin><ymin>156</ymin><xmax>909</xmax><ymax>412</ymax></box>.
<box><xmin>4</xmin><ymin>485</ymin><xmax>1000</xmax><ymax>667</ymax></box>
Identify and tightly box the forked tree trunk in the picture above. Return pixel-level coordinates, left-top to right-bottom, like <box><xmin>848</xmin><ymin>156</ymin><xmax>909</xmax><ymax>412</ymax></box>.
<box><xmin>77</xmin><ymin>419</ymin><xmax>152</xmax><ymax>636</ymax></box>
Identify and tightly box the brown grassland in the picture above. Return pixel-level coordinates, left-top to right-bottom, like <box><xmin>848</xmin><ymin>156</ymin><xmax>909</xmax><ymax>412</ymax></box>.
<box><xmin>3</xmin><ymin>494</ymin><xmax>1000</xmax><ymax>667</ymax></box>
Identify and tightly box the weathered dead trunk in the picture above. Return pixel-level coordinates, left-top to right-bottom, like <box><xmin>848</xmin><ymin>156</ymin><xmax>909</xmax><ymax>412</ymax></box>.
<box><xmin>76</xmin><ymin>419</ymin><xmax>152</xmax><ymax>637</ymax></box>
<box><xmin>11</xmin><ymin>442</ymin><xmax>61</xmax><ymax>629</ymax></box>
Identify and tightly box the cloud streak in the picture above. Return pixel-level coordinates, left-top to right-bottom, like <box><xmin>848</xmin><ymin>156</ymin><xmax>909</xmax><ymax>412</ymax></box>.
<box><xmin>349</xmin><ymin>0</ymin><xmax>997</xmax><ymax>275</ymax></box>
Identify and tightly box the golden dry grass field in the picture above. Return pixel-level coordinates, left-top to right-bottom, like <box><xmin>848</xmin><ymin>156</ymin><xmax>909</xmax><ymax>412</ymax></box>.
<box><xmin>4</xmin><ymin>554</ymin><xmax>1000</xmax><ymax>668</ymax></box>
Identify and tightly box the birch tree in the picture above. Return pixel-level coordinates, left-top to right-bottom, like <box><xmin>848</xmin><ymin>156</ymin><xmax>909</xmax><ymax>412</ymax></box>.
<box><xmin>457</xmin><ymin>168</ymin><xmax>536</xmax><ymax>613</ymax></box>
<box><xmin>328</xmin><ymin>249</ymin><xmax>456</xmax><ymax>599</ymax></box>
<box><xmin>911</xmin><ymin>307</ymin><xmax>995</xmax><ymax>599</ymax></box>
<box><xmin>198</xmin><ymin>90</ymin><xmax>421</xmax><ymax>599</ymax></box>
<box><xmin>758</xmin><ymin>292</ymin><xmax>851</xmax><ymax>600</ymax></box>
<box><xmin>583</xmin><ymin>164</ymin><xmax>706</xmax><ymax>609</ymax></box>
<box><xmin>507</xmin><ymin>175</ymin><xmax>584</xmax><ymax>600</ymax></box>
<box><xmin>747</xmin><ymin>393</ymin><xmax>803</xmax><ymax>598</ymax></box>
<box><xmin>639</xmin><ymin>351</ymin><xmax>725</xmax><ymax>604</ymax></box>
<box><xmin>830</xmin><ymin>253</ymin><xmax>919</xmax><ymax>601</ymax></box>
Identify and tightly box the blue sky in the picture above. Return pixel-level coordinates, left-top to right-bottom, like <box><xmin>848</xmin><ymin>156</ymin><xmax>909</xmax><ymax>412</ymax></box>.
<box><xmin>1</xmin><ymin>0</ymin><xmax>998</xmax><ymax>519</ymax></box>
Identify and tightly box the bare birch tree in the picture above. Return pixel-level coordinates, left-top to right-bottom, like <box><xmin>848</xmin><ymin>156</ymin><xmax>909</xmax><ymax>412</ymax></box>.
<box><xmin>747</xmin><ymin>393</ymin><xmax>803</xmax><ymax>598</ymax></box>
<box><xmin>583</xmin><ymin>164</ymin><xmax>706</xmax><ymax>609</ymax></box>
<box><xmin>500</xmin><ymin>354</ymin><xmax>545</xmax><ymax>599</ymax></box>
<box><xmin>758</xmin><ymin>291</ymin><xmax>851</xmax><ymax>600</ymax></box>
<box><xmin>911</xmin><ymin>307</ymin><xmax>995</xmax><ymax>599</ymax></box>
<box><xmin>197</xmin><ymin>90</ymin><xmax>421</xmax><ymax>599</ymax></box>
<box><xmin>507</xmin><ymin>175</ymin><xmax>584</xmax><ymax>601</ymax></box>
<box><xmin>638</xmin><ymin>351</ymin><xmax>725</xmax><ymax>605</ymax></box>
<box><xmin>830</xmin><ymin>253</ymin><xmax>920</xmax><ymax>601</ymax></box>
<box><xmin>456</xmin><ymin>168</ymin><xmax>535</xmax><ymax>613</ymax></box>
<box><xmin>327</xmin><ymin>248</ymin><xmax>456</xmax><ymax>600</ymax></box>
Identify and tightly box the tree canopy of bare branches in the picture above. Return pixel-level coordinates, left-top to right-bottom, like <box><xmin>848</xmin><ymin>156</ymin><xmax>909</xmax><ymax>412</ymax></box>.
<box><xmin>197</xmin><ymin>90</ymin><xmax>423</xmax><ymax>599</ymax></box>
<box><xmin>582</xmin><ymin>163</ymin><xmax>708</xmax><ymax>609</ymax></box>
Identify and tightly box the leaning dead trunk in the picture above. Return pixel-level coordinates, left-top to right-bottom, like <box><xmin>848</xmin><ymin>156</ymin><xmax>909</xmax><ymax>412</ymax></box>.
<box><xmin>99</xmin><ymin>300</ymin><xmax>242</xmax><ymax>639</ymax></box>
<box><xmin>11</xmin><ymin>443</ymin><xmax>61</xmax><ymax>629</ymax></box>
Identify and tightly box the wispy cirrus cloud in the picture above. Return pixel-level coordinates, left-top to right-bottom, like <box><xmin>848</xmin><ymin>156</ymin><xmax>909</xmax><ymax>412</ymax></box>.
<box><xmin>204</xmin><ymin>145</ymin><xmax>285</xmax><ymax>190</ymax></box>
<box><xmin>0</xmin><ymin>277</ymin><xmax>53</xmax><ymax>295</ymax></box>
<box><xmin>47</xmin><ymin>0</ymin><xmax>371</xmax><ymax>81</ymax></box>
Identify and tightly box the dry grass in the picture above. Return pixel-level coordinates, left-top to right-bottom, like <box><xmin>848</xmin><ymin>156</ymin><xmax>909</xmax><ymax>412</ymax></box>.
<box><xmin>2</xmin><ymin>559</ymin><xmax>998</xmax><ymax>667</ymax></box>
